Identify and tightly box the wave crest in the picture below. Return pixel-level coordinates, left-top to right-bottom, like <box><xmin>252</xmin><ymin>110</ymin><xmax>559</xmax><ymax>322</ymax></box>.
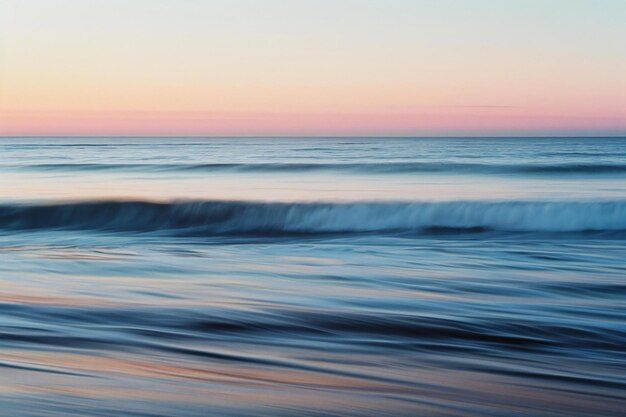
<box><xmin>1</xmin><ymin>200</ymin><xmax>625</xmax><ymax>236</ymax></box>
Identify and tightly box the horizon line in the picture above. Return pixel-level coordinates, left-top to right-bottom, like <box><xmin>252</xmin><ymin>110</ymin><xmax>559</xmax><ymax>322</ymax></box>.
<box><xmin>1</xmin><ymin>135</ymin><xmax>625</xmax><ymax>139</ymax></box>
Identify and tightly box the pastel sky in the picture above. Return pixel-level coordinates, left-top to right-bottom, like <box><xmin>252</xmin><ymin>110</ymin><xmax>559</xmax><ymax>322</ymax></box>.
<box><xmin>1</xmin><ymin>0</ymin><xmax>625</xmax><ymax>136</ymax></box>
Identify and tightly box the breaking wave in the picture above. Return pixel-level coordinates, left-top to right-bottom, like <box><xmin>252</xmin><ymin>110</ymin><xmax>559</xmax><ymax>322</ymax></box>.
<box><xmin>1</xmin><ymin>199</ymin><xmax>625</xmax><ymax>236</ymax></box>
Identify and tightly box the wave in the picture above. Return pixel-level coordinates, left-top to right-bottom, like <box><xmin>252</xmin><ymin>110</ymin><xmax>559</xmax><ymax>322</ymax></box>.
<box><xmin>1</xmin><ymin>199</ymin><xmax>625</xmax><ymax>236</ymax></box>
<box><xmin>14</xmin><ymin>162</ymin><xmax>626</xmax><ymax>175</ymax></box>
<box><xmin>5</xmin><ymin>303</ymin><xmax>625</xmax><ymax>356</ymax></box>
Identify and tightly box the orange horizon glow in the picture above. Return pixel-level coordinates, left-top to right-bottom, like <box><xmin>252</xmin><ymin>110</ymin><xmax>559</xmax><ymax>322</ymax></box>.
<box><xmin>3</xmin><ymin>109</ymin><xmax>625</xmax><ymax>137</ymax></box>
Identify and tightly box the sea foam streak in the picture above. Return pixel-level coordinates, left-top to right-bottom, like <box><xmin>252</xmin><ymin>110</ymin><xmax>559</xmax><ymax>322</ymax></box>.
<box><xmin>1</xmin><ymin>200</ymin><xmax>625</xmax><ymax>235</ymax></box>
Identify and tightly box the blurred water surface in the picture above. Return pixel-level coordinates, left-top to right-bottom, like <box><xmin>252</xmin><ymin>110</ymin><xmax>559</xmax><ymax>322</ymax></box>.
<box><xmin>0</xmin><ymin>137</ymin><xmax>625</xmax><ymax>416</ymax></box>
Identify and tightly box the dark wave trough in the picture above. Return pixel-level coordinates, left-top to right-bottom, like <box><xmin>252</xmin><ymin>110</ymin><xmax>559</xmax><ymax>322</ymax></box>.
<box><xmin>14</xmin><ymin>161</ymin><xmax>626</xmax><ymax>175</ymax></box>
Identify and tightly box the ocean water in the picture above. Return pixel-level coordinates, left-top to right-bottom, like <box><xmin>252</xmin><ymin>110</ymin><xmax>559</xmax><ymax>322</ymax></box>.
<box><xmin>0</xmin><ymin>137</ymin><xmax>625</xmax><ymax>416</ymax></box>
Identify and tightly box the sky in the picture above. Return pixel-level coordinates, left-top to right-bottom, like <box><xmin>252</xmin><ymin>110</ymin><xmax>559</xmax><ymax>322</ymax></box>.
<box><xmin>1</xmin><ymin>0</ymin><xmax>625</xmax><ymax>137</ymax></box>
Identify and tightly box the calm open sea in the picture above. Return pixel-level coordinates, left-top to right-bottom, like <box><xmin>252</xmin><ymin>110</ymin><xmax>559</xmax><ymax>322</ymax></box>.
<box><xmin>0</xmin><ymin>137</ymin><xmax>625</xmax><ymax>416</ymax></box>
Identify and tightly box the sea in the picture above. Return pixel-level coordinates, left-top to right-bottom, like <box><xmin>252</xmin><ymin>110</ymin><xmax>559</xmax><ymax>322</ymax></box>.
<box><xmin>0</xmin><ymin>137</ymin><xmax>624</xmax><ymax>416</ymax></box>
